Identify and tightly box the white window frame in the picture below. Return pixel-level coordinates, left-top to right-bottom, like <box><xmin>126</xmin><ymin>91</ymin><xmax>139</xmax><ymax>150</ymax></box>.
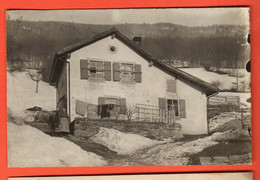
<box><xmin>167</xmin><ymin>99</ymin><xmax>180</xmax><ymax>117</ymax></box>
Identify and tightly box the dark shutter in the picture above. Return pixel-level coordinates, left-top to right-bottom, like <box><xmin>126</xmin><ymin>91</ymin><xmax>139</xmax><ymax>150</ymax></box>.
<box><xmin>113</xmin><ymin>62</ymin><xmax>120</xmax><ymax>81</ymax></box>
<box><xmin>97</xmin><ymin>97</ymin><xmax>105</xmax><ymax>116</ymax></box>
<box><xmin>98</xmin><ymin>97</ymin><xmax>105</xmax><ymax>105</ymax></box>
<box><xmin>80</xmin><ymin>60</ymin><xmax>88</xmax><ymax>79</ymax></box>
<box><xmin>104</xmin><ymin>61</ymin><xmax>111</xmax><ymax>81</ymax></box>
<box><xmin>158</xmin><ymin>98</ymin><xmax>166</xmax><ymax>109</ymax></box>
<box><xmin>134</xmin><ymin>64</ymin><xmax>142</xmax><ymax>83</ymax></box>
<box><xmin>167</xmin><ymin>79</ymin><xmax>176</xmax><ymax>93</ymax></box>
<box><xmin>179</xmin><ymin>99</ymin><xmax>186</xmax><ymax>118</ymax></box>
<box><xmin>119</xmin><ymin>98</ymin><xmax>126</xmax><ymax>114</ymax></box>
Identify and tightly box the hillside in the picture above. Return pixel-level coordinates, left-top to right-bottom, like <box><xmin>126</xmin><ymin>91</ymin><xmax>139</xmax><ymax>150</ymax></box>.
<box><xmin>7</xmin><ymin>20</ymin><xmax>249</xmax><ymax>82</ymax></box>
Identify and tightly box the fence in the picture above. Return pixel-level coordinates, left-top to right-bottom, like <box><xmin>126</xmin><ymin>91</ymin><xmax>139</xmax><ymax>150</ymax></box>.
<box><xmin>136</xmin><ymin>104</ymin><xmax>175</xmax><ymax>123</ymax></box>
<box><xmin>207</xmin><ymin>95</ymin><xmax>241</xmax><ymax>120</ymax></box>
<box><xmin>208</xmin><ymin>95</ymin><xmax>240</xmax><ymax>106</ymax></box>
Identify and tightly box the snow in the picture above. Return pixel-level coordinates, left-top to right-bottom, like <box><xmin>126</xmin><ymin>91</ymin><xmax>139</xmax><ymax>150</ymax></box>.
<box><xmin>211</xmin><ymin>129</ymin><xmax>250</xmax><ymax>142</ymax></box>
<box><xmin>90</xmin><ymin>127</ymin><xmax>158</xmax><ymax>155</ymax></box>
<box><xmin>8</xmin><ymin>122</ymin><xmax>107</xmax><ymax>167</ymax></box>
<box><xmin>140</xmin><ymin>136</ymin><xmax>219</xmax><ymax>165</ymax></box>
<box><xmin>218</xmin><ymin>92</ymin><xmax>251</xmax><ymax>107</ymax></box>
<box><xmin>7</xmin><ymin>70</ymin><xmax>56</xmax><ymax>117</ymax></box>
<box><xmin>209</xmin><ymin>112</ymin><xmax>241</xmax><ymax>133</ymax></box>
<box><xmin>180</xmin><ymin>68</ymin><xmax>250</xmax><ymax>91</ymax></box>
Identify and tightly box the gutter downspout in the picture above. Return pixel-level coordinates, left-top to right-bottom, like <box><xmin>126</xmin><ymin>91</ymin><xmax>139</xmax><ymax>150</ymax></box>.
<box><xmin>57</xmin><ymin>56</ymin><xmax>71</xmax><ymax>122</ymax></box>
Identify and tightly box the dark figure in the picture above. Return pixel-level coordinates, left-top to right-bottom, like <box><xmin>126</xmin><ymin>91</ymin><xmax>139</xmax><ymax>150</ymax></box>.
<box><xmin>248</xmin><ymin>127</ymin><xmax>251</xmax><ymax>137</ymax></box>
<box><xmin>69</xmin><ymin>120</ymin><xmax>75</xmax><ymax>136</ymax></box>
<box><xmin>49</xmin><ymin>112</ymin><xmax>56</xmax><ymax>136</ymax></box>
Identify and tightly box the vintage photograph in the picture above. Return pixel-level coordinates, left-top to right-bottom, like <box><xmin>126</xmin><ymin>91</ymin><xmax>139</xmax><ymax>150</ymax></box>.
<box><xmin>7</xmin><ymin>173</ymin><xmax>254</xmax><ymax>180</ymax></box>
<box><xmin>7</xmin><ymin>8</ymin><xmax>251</xmax><ymax>167</ymax></box>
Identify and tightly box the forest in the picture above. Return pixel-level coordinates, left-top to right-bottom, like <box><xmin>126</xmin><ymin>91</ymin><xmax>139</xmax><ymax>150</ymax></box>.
<box><xmin>6</xmin><ymin>18</ymin><xmax>250</xmax><ymax>82</ymax></box>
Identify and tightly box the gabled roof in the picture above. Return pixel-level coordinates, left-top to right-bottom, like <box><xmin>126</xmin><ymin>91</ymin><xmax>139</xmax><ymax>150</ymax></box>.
<box><xmin>50</xmin><ymin>27</ymin><xmax>219</xmax><ymax>96</ymax></box>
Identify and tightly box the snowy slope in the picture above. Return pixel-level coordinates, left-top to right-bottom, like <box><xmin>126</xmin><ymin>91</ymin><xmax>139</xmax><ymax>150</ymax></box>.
<box><xmin>218</xmin><ymin>92</ymin><xmax>251</xmax><ymax>107</ymax></box>
<box><xmin>90</xmin><ymin>127</ymin><xmax>158</xmax><ymax>155</ymax></box>
<box><xmin>180</xmin><ymin>68</ymin><xmax>250</xmax><ymax>91</ymax></box>
<box><xmin>7</xmin><ymin>70</ymin><xmax>56</xmax><ymax>115</ymax></box>
<box><xmin>8</xmin><ymin>122</ymin><xmax>107</xmax><ymax>167</ymax></box>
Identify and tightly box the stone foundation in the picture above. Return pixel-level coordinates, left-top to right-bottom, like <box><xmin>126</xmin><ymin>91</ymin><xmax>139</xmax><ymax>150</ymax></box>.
<box><xmin>74</xmin><ymin>118</ymin><xmax>182</xmax><ymax>140</ymax></box>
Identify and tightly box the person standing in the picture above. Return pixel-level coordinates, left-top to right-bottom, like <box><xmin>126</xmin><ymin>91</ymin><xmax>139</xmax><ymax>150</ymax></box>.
<box><xmin>49</xmin><ymin>111</ymin><xmax>56</xmax><ymax>136</ymax></box>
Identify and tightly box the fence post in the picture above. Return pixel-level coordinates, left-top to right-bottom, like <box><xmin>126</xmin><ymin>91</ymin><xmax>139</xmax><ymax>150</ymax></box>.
<box><xmin>237</xmin><ymin>97</ymin><xmax>240</xmax><ymax>112</ymax></box>
<box><xmin>241</xmin><ymin>109</ymin><xmax>244</xmax><ymax>129</ymax></box>
<box><xmin>137</xmin><ymin>107</ymin><xmax>139</xmax><ymax>121</ymax></box>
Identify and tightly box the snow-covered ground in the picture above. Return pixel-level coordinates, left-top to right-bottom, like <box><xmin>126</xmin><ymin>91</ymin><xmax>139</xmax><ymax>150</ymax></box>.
<box><xmin>138</xmin><ymin>136</ymin><xmax>219</xmax><ymax>165</ymax></box>
<box><xmin>7</xmin><ymin>70</ymin><xmax>56</xmax><ymax>116</ymax></box>
<box><xmin>7</xmin><ymin>70</ymin><xmax>108</xmax><ymax>167</ymax></box>
<box><xmin>90</xmin><ymin>127</ymin><xmax>158</xmax><ymax>155</ymax></box>
<box><xmin>180</xmin><ymin>68</ymin><xmax>250</xmax><ymax>91</ymax></box>
<box><xmin>218</xmin><ymin>92</ymin><xmax>251</xmax><ymax>107</ymax></box>
<box><xmin>8</xmin><ymin>122</ymin><xmax>107</xmax><ymax>167</ymax></box>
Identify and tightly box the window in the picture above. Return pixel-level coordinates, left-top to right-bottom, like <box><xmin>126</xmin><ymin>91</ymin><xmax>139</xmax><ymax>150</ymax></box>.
<box><xmin>89</xmin><ymin>61</ymin><xmax>103</xmax><ymax>80</ymax></box>
<box><xmin>167</xmin><ymin>99</ymin><xmax>179</xmax><ymax>117</ymax></box>
<box><xmin>167</xmin><ymin>79</ymin><xmax>177</xmax><ymax>93</ymax></box>
<box><xmin>121</xmin><ymin>63</ymin><xmax>134</xmax><ymax>82</ymax></box>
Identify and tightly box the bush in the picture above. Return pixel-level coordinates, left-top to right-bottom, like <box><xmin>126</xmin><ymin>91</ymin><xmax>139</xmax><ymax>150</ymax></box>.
<box><xmin>204</xmin><ymin>64</ymin><xmax>212</xmax><ymax>72</ymax></box>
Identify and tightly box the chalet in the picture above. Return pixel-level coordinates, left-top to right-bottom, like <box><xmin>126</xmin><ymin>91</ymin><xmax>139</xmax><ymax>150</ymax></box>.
<box><xmin>49</xmin><ymin>27</ymin><xmax>218</xmax><ymax>135</ymax></box>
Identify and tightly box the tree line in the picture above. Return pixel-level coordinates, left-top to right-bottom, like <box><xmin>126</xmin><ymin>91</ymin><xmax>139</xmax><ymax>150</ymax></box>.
<box><xmin>6</xmin><ymin>19</ymin><xmax>249</xmax><ymax>82</ymax></box>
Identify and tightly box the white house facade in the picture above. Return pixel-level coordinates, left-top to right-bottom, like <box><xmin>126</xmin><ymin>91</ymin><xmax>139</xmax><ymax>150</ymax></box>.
<box><xmin>50</xmin><ymin>28</ymin><xmax>218</xmax><ymax>135</ymax></box>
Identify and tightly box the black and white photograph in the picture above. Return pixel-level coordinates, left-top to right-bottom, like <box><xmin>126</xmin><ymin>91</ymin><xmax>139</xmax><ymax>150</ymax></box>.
<box><xmin>7</xmin><ymin>8</ymin><xmax>251</xmax><ymax>167</ymax></box>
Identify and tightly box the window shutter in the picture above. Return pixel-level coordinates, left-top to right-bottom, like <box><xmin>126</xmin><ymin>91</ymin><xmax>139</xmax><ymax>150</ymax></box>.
<box><xmin>167</xmin><ymin>79</ymin><xmax>176</xmax><ymax>93</ymax></box>
<box><xmin>98</xmin><ymin>97</ymin><xmax>106</xmax><ymax>105</ymax></box>
<box><xmin>113</xmin><ymin>62</ymin><xmax>120</xmax><ymax>81</ymax></box>
<box><xmin>180</xmin><ymin>99</ymin><xmax>186</xmax><ymax>118</ymax></box>
<box><xmin>80</xmin><ymin>60</ymin><xmax>88</xmax><ymax>79</ymax></box>
<box><xmin>134</xmin><ymin>64</ymin><xmax>142</xmax><ymax>83</ymax></box>
<box><xmin>158</xmin><ymin>98</ymin><xmax>166</xmax><ymax>109</ymax></box>
<box><xmin>119</xmin><ymin>98</ymin><xmax>126</xmax><ymax>114</ymax></box>
<box><xmin>104</xmin><ymin>61</ymin><xmax>111</xmax><ymax>81</ymax></box>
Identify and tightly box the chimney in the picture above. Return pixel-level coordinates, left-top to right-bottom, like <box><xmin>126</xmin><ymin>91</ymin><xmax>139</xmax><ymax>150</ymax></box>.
<box><xmin>132</xmin><ymin>37</ymin><xmax>142</xmax><ymax>46</ymax></box>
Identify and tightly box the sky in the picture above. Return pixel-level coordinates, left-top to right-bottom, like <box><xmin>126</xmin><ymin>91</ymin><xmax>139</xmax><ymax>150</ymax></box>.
<box><xmin>6</xmin><ymin>8</ymin><xmax>250</xmax><ymax>27</ymax></box>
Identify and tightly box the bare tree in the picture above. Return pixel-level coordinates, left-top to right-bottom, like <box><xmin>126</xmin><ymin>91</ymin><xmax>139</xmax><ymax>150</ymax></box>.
<box><xmin>26</xmin><ymin>69</ymin><xmax>42</xmax><ymax>93</ymax></box>
<box><xmin>125</xmin><ymin>105</ymin><xmax>137</xmax><ymax>121</ymax></box>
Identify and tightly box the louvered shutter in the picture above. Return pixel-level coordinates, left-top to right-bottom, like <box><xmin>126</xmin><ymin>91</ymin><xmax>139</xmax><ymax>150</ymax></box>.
<box><xmin>134</xmin><ymin>64</ymin><xmax>142</xmax><ymax>83</ymax></box>
<box><xmin>158</xmin><ymin>98</ymin><xmax>166</xmax><ymax>109</ymax></box>
<box><xmin>98</xmin><ymin>97</ymin><xmax>105</xmax><ymax>105</ymax></box>
<box><xmin>104</xmin><ymin>61</ymin><xmax>111</xmax><ymax>81</ymax></box>
<box><xmin>179</xmin><ymin>99</ymin><xmax>186</xmax><ymax>118</ymax></box>
<box><xmin>80</xmin><ymin>60</ymin><xmax>88</xmax><ymax>79</ymax></box>
<box><xmin>167</xmin><ymin>79</ymin><xmax>176</xmax><ymax>93</ymax></box>
<box><xmin>119</xmin><ymin>98</ymin><xmax>127</xmax><ymax>114</ymax></box>
<box><xmin>113</xmin><ymin>62</ymin><xmax>120</xmax><ymax>81</ymax></box>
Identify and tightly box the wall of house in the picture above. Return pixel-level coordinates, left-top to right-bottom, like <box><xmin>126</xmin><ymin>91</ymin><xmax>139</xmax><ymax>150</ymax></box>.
<box><xmin>67</xmin><ymin>35</ymin><xmax>208</xmax><ymax>135</ymax></box>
